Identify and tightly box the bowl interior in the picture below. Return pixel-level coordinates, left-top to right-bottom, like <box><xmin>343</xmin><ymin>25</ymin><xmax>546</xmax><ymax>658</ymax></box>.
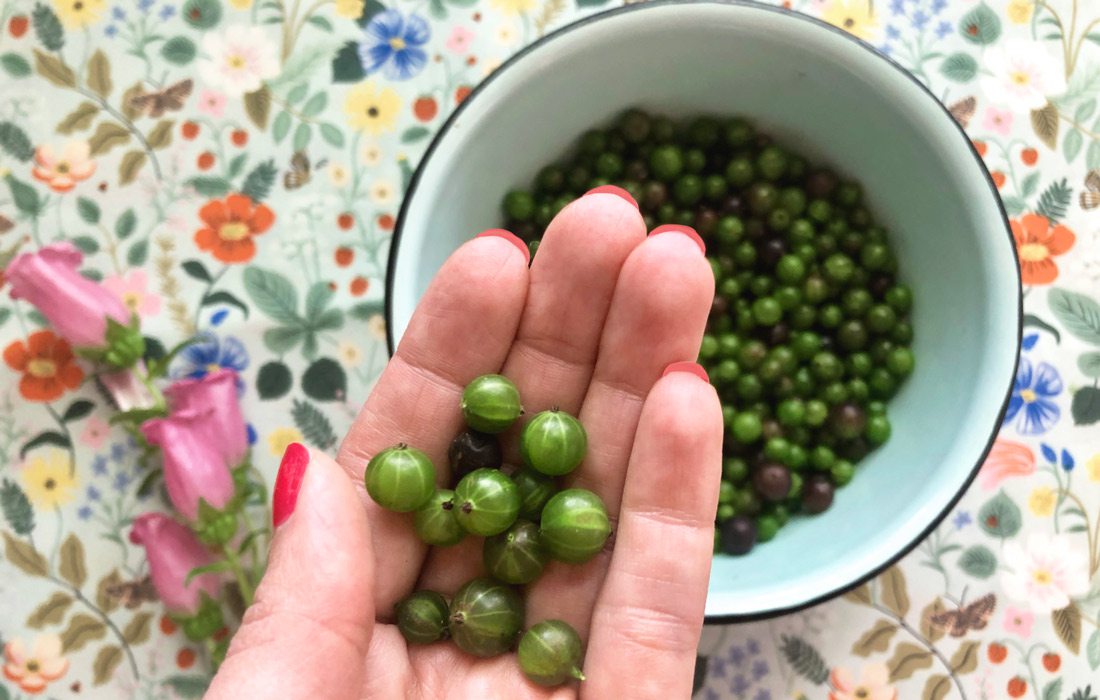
<box><xmin>389</xmin><ymin>1</ymin><xmax>1019</xmax><ymax>617</ymax></box>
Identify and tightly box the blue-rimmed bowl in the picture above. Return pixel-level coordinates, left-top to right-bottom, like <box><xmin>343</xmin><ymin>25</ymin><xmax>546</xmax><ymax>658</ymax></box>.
<box><xmin>386</xmin><ymin>0</ymin><xmax>1021</xmax><ymax>620</ymax></box>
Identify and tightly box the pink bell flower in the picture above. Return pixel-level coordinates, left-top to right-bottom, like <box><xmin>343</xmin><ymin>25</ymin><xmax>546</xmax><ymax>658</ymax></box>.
<box><xmin>128</xmin><ymin>513</ymin><xmax>222</xmax><ymax>615</ymax></box>
<box><xmin>165</xmin><ymin>369</ymin><xmax>248</xmax><ymax>467</ymax></box>
<box><xmin>141</xmin><ymin>412</ymin><xmax>235</xmax><ymax>521</ymax></box>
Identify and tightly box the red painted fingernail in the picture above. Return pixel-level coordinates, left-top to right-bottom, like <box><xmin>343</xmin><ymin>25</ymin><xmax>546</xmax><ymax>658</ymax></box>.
<box><xmin>273</xmin><ymin>443</ymin><xmax>310</xmax><ymax>528</ymax></box>
<box><xmin>476</xmin><ymin>228</ymin><xmax>530</xmax><ymax>265</ymax></box>
<box><xmin>662</xmin><ymin>361</ymin><xmax>709</xmax><ymax>384</ymax></box>
<box><xmin>584</xmin><ymin>185</ymin><xmax>639</xmax><ymax>210</ymax></box>
<box><xmin>649</xmin><ymin>224</ymin><xmax>706</xmax><ymax>255</ymax></box>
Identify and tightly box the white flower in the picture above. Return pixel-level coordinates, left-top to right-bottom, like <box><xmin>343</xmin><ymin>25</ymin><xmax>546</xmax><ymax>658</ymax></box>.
<box><xmin>199</xmin><ymin>26</ymin><xmax>280</xmax><ymax>97</ymax></box>
<box><xmin>1001</xmin><ymin>533</ymin><xmax>1089</xmax><ymax>612</ymax></box>
<box><xmin>495</xmin><ymin>22</ymin><xmax>518</xmax><ymax>46</ymax></box>
<box><xmin>369</xmin><ymin>179</ymin><xmax>395</xmax><ymax>205</ymax></box>
<box><xmin>981</xmin><ymin>39</ymin><xmax>1066</xmax><ymax>109</ymax></box>
<box><xmin>360</xmin><ymin>141</ymin><xmax>383</xmax><ymax>167</ymax></box>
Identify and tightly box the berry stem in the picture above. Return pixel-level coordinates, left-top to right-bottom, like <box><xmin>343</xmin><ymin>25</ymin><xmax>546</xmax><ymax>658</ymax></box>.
<box><xmin>571</xmin><ymin>667</ymin><xmax>586</xmax><ymax>681</ymax></box>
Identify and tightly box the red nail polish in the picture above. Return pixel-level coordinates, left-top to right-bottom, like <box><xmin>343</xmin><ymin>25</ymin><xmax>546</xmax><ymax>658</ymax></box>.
<box><xmin>476</xmin><ymin>228</ymin><xmax>530</xmax><ymax>265</ymax></box>
<box><xmin>662</xmin><ymin>361</ymin><xmax>709</xmax><ymax>384</ymax></box>
<box><xmin>649</xmin><ymin>224</ymin><xmax>706</xmax><ymax>255</ymax></box>
<box><xmin>273</xmin><ymin>443</ymin><xmax>310</xmax><ymax>528</ymax></box>
<box><xmin>584</xmin><ymin>185</ymin><xmax>639</xmax><ymax>210</ymax></box>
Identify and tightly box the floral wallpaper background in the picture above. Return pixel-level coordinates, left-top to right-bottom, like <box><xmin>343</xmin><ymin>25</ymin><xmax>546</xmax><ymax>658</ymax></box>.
<box><xmin>0</xmin><ymin>0</ymin><xmax>1098</xmax><ymax>697</ymax></box>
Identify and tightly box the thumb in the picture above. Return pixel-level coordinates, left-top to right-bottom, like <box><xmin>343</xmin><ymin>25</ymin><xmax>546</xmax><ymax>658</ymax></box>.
<box><xmin>207</xmin><ymin>444</ymin><xmax>375</xmax><ymax>700</ymax></box>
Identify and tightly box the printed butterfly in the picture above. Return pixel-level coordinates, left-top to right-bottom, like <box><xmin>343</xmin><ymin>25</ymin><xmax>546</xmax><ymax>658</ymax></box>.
<box><xmin>1081</xmin><ymin>169</ymin><xmax>1099</xmax><ymax>210</ymax></box>
<box><xmin>129</xmin><ymin>79</ymin><xmax>193</xmax><ymax>118</ymax></box>
<box><xmin>929</xmin><ymin>593</ymin><xmax>996</xmax><ymax>637</ymax></box>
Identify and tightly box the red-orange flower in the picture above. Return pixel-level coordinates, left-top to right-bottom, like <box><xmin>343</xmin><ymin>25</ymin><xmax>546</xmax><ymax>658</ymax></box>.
<box><xmin>193</xmin><ymin>194</ymin><xmax>274</xmax><ymax>264</ymax></box>
<box><xmin>3</xmin><ymin>331</ymin><xmax>84</xmax><ymax>402</ymax></box>
<box><xmin>1011</xmin><ymin>213</ymin><xmax>1075</xmax><ymax>285</ymax></box>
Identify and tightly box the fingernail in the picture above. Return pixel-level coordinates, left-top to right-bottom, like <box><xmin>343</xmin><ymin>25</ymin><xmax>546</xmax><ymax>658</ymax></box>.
<box><xmin>476</xmin><ymin>228</ymin><xmax>530</xmax><ymax>265</ymax></box>
<box><xmin>584</xmin><ymin>185</ymin><xmax>639</xmax><ymax>210</ymax></box>
<box><xmin>273</xmin><ymin>443</ymin><xmax>310</xmax><ymax>528</ymax></box>
<box><xmin>649</xmin><ymin>224</ymin><xmax>706</xmax><ymax>255</ymax></box>
<box><xmin>662</xmin><ymin>361</ymin><xmax>710</xmax><ymax>384</ymax></box>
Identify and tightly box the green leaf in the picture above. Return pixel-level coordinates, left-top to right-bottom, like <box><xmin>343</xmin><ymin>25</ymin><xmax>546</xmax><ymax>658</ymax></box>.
<box><xmin>331</xmin><ymin>40</ymin><xmax>366</xmax><ymax>83</ymax></box>
<box><xmin>1021</xmin><ymin>171</ymin><xmax>1041</xmax><ymax>197</ymax></box>
<box><xmin>1054</xmin><ymin>603</ymin><xmax>1082</xmax><ymax>654</ymax></box>
<box><xmin>302</xmin><ymin>357</ymin><xmax>347</xmax><ymax>401</ymax></box>
<box><xmin>402</xmin><ymin>126</ymin><xmax>430</xmax><ymax>143</ymax></box>
<box><xmin>263</xmin><ymin>326</ymin><xmax>306</xmax><ymax>354</ymax></box>
<box><xmin>287</xmin><ymin>83</ymin><xmax>309</xmax><ymax>104</ymax></box>
<box><xmin>59</xmin><ymin>533</ymin><xmax>87</xmax><ymax>587</ymax></box>
<box><xmin>1000</xmin><ymin>195</ymin><xmax>1027</xmax><ymax>216</ymax></box>
<box><xmin>76</xmin><ymin>196</ymin><xmax>101</xmax><ymax>224</ymax></box>
<box><xmin>227</xmin><ymin>152</ymin><xmax>248</xmax><ymax>178</ymax></box>
<box><xmin>291</xmin><ymin>399</ymin><xmax>337</xmax><ymax>450</ymax></box>
<box><xmin>185</xmin><ymin>175</ymin><xmax>231</xmax><ymax>196</ymax></box>
<box><xmin>162</xmin><ymin>675</ymin><xmax>210</xmax><ymax>698</ymax></box>
<box><xmin>349</xmin><ymin>300</ymin><xmax>384</xmax><ymax>320</ymax></box>
<box><xmin>6</xmin><ymin>175</ymin><xmax>39</xmax><ymax>215</ymax></box>
<box><xmin>1048</xmin><ymin>288</ymin><xmax>1100</xmax><ymax>344</ymax></box>
<box><xmin>887</xmin><ymin>642</ymin><xmax>934</xmax><ymax>681</ymax></box>
<box><xmin>244</xmin><ymin>267</ymin><xmax>301</xmax><ymax>324</ymax></box>
<box><xmin>32</xmin><ymin>3</ymin><xmax>65</xmax><ymax>51</ymax></box>
<box><xmin>0</xmin><ymin>308</ymin><xmax>9</xmax><ymax>329</ymax></box>
<box><xmin>1087</xmin><ymin>628</ymin><xmax>1100</xmax><ymax>670</ymax></box>
<box><xmin>161</xmin><ymin>36</ymin><xmax>197</xmax><ymax>65</ymax></box>
<box><xmin>87</xmin><ymin>49</ymin><xmax>112</xmax><ymax>98</ymax></box>
<box><xmin>923</xmin><ymin>675</ymin><xmax>951</xmax><ymax>700</ymax></box>
<box><xmin>1044</xmin><ymin>680</ymin><xmax>1064</xmax><ymax>700</ymax></box>
<box><xmin>779</xmin><ymin>635</ymin><xmax>829</xmax><ymax>685</ymax></box>
<box><xmin>108</xmin><ymin>406</ymin><xmax>167</xmax><ymax>426</ymax></box>
<box><xmin>3</xmin><ymin>531</ymin><xmax>47</xmax><ymax>576</ymax></box>
<box><xmin>243</xmin><ymin>85</ymin><xmax>271</xmax><ymax>130</ymax></box>
<box><xmin>1</xmin><ymin>479</ymin><xmax>35</xmax><ymax>535</ymax></box>
<box><xmin>115</xmin><ymin>209</ymin><xmax>137</xmax><ymax>239</ymax></box>
<box><xmin>0</xmin><ymin>121</ymin><xmax>34</xmax><ymax>161</ymax></box>
<box><xmin>26</xmin><ymin>591</ymin><xmax>73</xmax><ymax>628</ymax></box>
<box><xmin>88</xmin><ymin>121</ymin><xmax>131</xmax><ymax>156</ymax></box>
<box><xmin>1088</xmin><ymin>140</ymin><xmax>1100</xmax><ymax>170</ymax></box>
<box><xmin>82</xmin><ymin>268</ymin><xmax>103</xmax><ymax>282</ymax></box>
<box><xmin>1078</xmin><ymin>351</ymin><xmax>1100</xmax><ymax>378</ymax></box>
<box><xmin>319</xmin><ymin>122</ymin><xmax>345</xmax><ymax>147</ymax></box>
<box><xmin>60</xmin><ymin>613</ymin><xmax>107</xmax><ymax>652</ymax></box>
<box><xmin>1076</xmin><ymin>99</ymin><xmax>1097</xmax><ymax>122</ymax></box>
<box><xmin>146</xmin><ymin>119</ymin><xmax>174</xmax><ymax>149</ymax></box>
<box><xmin>305</xmin><ymin>281</ymin><xmax>334</xmax><ymax>317</ymax></box>
<box><xmin>293</xmin><ymin>122</ymin><xmax>312</xmax><ymax>151</ymax></box>
<box><xmin>257</xmin><ymin>360</ymin><xmax>293</xmax><ymax>399</ymax></box>
<box><xmin>56</xmin><ymin>101</ymin><xmax>99</xmax><ymax>134</ymax></box>
<box><xmin>940</xmin><ymin>52</ymin><xmax>978</xmax><ymax>82</ymax></box>
<box><xmin>850</xmin><ymin>619</ymin><xmax>897</xmax><ymax>656</ymax></box>
<box><xmin>182</xmin><ymin>0</ymin><xmax>222</xmax><ymax>29</ymax></box>
<box><xmin>978</xmin><ymin>490</ymin><xmax>1022</xmax><ymax>538</ymax></box>
<box><xmin>958</xmin><ymin>3</ymin><xmax>1001</xmax><ymax>44</ymax></box>
<box><xmin>1064</xmin><ymin>128</ymin><xmax>1084</xmax><ymax>161</ymax></box>
<box><xmin>185</xmin><ymin>560</ymin><xmax>233</xmax><ymax>585</ymax></box>
<box><xmin>428</xmin><ymin>0</ymin><xmax>446</xmax><ymax>18</ymax></box>
<box><xmin>1031</xmin><ymin>102</ymin><xmax>1059</xmax><ymax>149</ymax></box>
<box><xmin>302</xmin><ymin>92</ymin><xmax>328</xmax><ymax>117</ymax></box>
<box><xmin>272</xmin><ymin>110</ymin><xmax>292</xmax><ymax>143</ymax></box>
<box><xmin>20</xmin><ymin>430</ymin><xmax>71</xmax><ymax>458</ymax></box>
<box><xmin>63</xmin><ymin>399</ymin><xmax>95</xmax><ymax>422</ymax></box>
<box><xmin>0</xmin><ymin>53</ymin><xmax>31</xmax><ymax>78</ymax></box>
<box><xmin>92</xmin><ymin>645</ymin><xmax>123</xmax><ymax>686</ymax></box>
<box><xmin>202</xmin><ymin>290</ymin><xmax>249</xmax><ymax>318</ymax></box>
<box><xmin>182</xmin><ymin>259</ymin><xmax>213</xmax><ymax>282</ymax></box>
<box><xmin>958</xmin><ymin>544</ymin><xmax>996</xmax><ymax>578</ymax></box>
<box><xmin>33</xmin><ymin>48</ymin><xmax>75</xmax><ymax>87</ymax></box>
<box><xmin>307</xmin><ymin>14</ymin><xmax>333</xmax><ymax>31</ymax></box>
<box><xmin>313</xmin><ymin>308</ymin><xmax>343</xmax><ymax>332</ymax></box>
<box><xmin>118</xmin><ymin>150</ymin><xmax>147</xmax><ymax>186</ymax></box>
<box><xmin>1072</xmin><ymin>386</ymin><xmax>1100</xmax><ymax>425</ymax></box>
<box><xmin>1035</xmin><ymin>178</ymin><xmax>1072</xmax><ymax>223</ymax></box>
<box><xmin>127</xmin><ymin>239</ymin><xmax>149</xmax><ymax>266</ymax></box>
<box><xmin>241</xmin><ymin>159</ymin><xmax>277</xmax><ymax>202</ymax></box>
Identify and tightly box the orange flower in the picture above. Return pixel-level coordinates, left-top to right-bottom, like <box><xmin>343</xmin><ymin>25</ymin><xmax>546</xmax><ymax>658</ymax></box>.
<box><xmin>3</xmin><ymin>331</ymin><xmax>84</xmax><ymax>402</ymax></box>
<box><xmin>3</xmin><ymin>634</ymin><xmax>69</xmax><ymax>694</ymax></box>
<box><xmin>193</xmin><ymin>193</ymin><xmax>274</xmax><ymax>264</ymax></box>
<box><xmin>31</xmin><ymin>141</ymin><xmax>96</xmax><ymax>192</ymax></box>
<box><xmin>1011</xmin><ymin>213</ymin><xmax>1075</xmax><ymax>285</ymax></box>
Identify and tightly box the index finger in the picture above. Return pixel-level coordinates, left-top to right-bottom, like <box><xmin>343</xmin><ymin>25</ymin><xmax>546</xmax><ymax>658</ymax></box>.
<box><xmin>336</xmin><ymin>232</ymin><xmax>530</xmax><ymax>617</ymax></box>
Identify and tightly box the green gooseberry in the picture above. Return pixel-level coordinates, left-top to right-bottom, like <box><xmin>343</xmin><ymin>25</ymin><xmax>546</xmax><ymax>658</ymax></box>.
<box><xmin>539</xmin><ymin>489</ymin><xmax>611</xmax><ymax>564</ymax></box>
<box><xmin>396</xmin><ymin>590</ymin><xmax>450</xmax><ymax>645</ymax></box>
<box><xmin>454</xmin><ymin>468</ymin><xmax>521</xmax><ymax>536</ymax></box>
<box><xmin>521</xmin><ymin>408</ymin><xmax>588</xmax><ymax>477</ymax></box>
<box><xmin>518</xmin><ymin>620</ymin><xmax>586</xmax><ymax>687</ymax></box>
<box><xmin>413</xmin><ymin>489</ymin><xmax>465</xmax><ymax>547</ymax></box>
<box><xmin>513</xmin><ymin>468</ymin><xmax>558</xmax><ymax>520</ymax></box>
<box><xmin>483</xmin><ymin>520</ymin><xmax>547</xmax><ymax>585</ymax></box>
<box><xmin>448</xmin><ymin>578</ymin><xmax>525</xmax><ymax>658</ymax></box>
<box><xmin>461</xmin><ymin>374</ymin><xmax>523</xmax><ymax>433</ymax></box>
<box><xmin>364</xmin><ymin>443</ymin><xmax>436</xmax><ymax>513</ymax></box>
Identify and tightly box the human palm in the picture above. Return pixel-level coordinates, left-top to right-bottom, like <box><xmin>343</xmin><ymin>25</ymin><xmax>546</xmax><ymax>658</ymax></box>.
<box><xmin>207</xmin><ymin>192</ymin><xmax>723</xmax><ymax>699</ymax></box>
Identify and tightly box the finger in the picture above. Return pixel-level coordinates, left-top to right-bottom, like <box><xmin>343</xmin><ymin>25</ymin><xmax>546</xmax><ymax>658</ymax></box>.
<box><xmin>208</xmin><ymin>445</ymin><xmax>375</xmax><ymax>700</ymax></box>
<box><xmin>525</xmin><ymin>227</ymin><xmax>713</xmax><ymax>635</ymax></box>
<box><xmin>416</xmin><ymin>191</ymin><xmax>646</xmax><ymax>594</ymax></box>
<box><xmin>336</xmin><ymin>233</ymin><xmax>530</xmax><ymax>615</ymax></box>
<box><xmin>582</xmin><ymin>370</ymin><xmax>723</xmax><ymax>698</ymax></box>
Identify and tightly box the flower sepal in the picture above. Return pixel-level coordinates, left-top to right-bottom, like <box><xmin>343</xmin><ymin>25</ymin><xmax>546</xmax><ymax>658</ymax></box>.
<box><xmin>195</xmin><ymin>498</ymin><xmax>240</xmax><ymax>547</ymax></box>
<box><xmin>173</xmin><ymin>592</ymin><xmax>225</xmax><ymax>642</ymax></box>
<box><xmin>230</xmin><ymin>458</ymin><xmax>266</xmax><ymax>508</ymax></box>
<box><xmin>76</xmin><ymin>315</ymin><xmax>145</xmax><ymax>369</ymax></box>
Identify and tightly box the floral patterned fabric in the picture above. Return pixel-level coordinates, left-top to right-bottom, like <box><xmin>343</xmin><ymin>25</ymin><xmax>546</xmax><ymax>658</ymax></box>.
<box><xmin>0</xmin><ymin>0</ymin><xmax>1098</xmax><ymax>697</ymax></box>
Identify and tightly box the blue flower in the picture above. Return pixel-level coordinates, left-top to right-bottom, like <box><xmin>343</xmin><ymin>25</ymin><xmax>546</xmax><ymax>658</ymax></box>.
<box><xmin>210</xmin><ymin>308</ymin><xmax>229</xmax><ymax>326</ymax></box>
<box><xmin>952</xmin><ymin>510</ymin><xmax>972</xmax><ymax>529</ymax></box>
<box><xmin>1041</xmin><ymin>443</ymin><xmax>1057</xmax><ymax>463</ymax></box>
<box><xmin>112</xmin><ymin>471</ymin><xmax>132</xmax><ymax>493</ymax></box>
<box><xmin>750</xmin><ymin>659</ymin><xmax>767</xmax><ymax>680</ymax></box>
<box><xmin>1062</xmin><ymin>448</ymin><xmax>1075</xmax><ymax>471</ymax></box>
<box><xmin>137</xmin><ymin>0</ymin><xmax>155</xmax><ymax>10</ymax></box>
<box><xmin>159</xmin><ymin>5</ymin><xmax>176</xmax><ymax>20</ymax></box>
<box><xmin>931</xmin><ymin>0</ymin><xmax>947</xmax><ymax>13</ymax></box>
<box><xmin>173</xmin><ymin>333</ymin><xmax>249</xmax><ymax>380</ymax></box>
<box><xmin>911</xmin><ymin>9</ymin><xmax>929</xmax><ymax>29</ymax></box>
<box><xmin>86</xmin><ymin>485</ymin><xmax>102</xmax><ymax>502</ymax></box>
<box><xmin>78</xmin><ymin>506</ymin><xmax>93</xmax><ymax>521</ymax></box>
<box><xmin>112</xmin><ymin>6</ymin><xmax>126</xmax><ymax>20</ymax></box>
<box><xmin>104</xmin><ymin>25</ymin><xmax>118</xmax><ymax>37</ymax></box>
<box><xmin>731</xmin><ymin>674</ymin><xmax>750</xmax><ymax>696</ymax></box>
<box><xmin>110</xmin><ymin>443</ymin><xmax>127</xmax><ymax>463</ymax></box>
<box><xmin>1003</xmin><ymin>358</ymin><xmax>1062</xmax><ymax>434</ymax></box>
<box><xmin>92</xmin><ymin>455</ymin><xmax>108</xmax><ymax>476</ymax></box>
<box><xmin>753</xmin><ymin>690</ymin><xmax>772</xmax><ymax>700</ymax></box>
<box><xmin>358</xmin><ymin>10</ymin><xmax>430</xmax><ymax>81</ymax></box>
<box><xmin>728</xmin><ymin>645</ymin><xmax>745</xmax><ymax>666</ymax></box>
<box><xmin>889</xmin><ymin>0</ymin><xmax>905</xmax><ymax>15</ymax></box>
<box><xmin>745</xmin><ymin>639</ymin><xmax>759</xmax><ymax>656</ymax></box>
<box><xmin>710</xmin><ymin>657</ymin><xmax>728</xmax><ymax>678</ymax></box>
<box><xmin>885</xmin><ymin>24</ymin><xmax>901</xmax><ymax>40</ymax></box>
<box><xmin>935</xmin><ymin>19</ymin><xmax>952</xmax><ymax>38</ymax></box>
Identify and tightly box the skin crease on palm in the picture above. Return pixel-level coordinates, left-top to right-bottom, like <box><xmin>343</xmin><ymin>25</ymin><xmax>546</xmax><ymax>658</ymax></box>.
<box><xmin>205</xmin><ymin>193</ymin><xmax>725</xmax><ymax>699</ymax></box>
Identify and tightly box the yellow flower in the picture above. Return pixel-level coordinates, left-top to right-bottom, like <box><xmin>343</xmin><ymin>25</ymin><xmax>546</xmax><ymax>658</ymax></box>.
<box><xmin>53</xmin><ymin>0</ymin><xmax>105</xmax><ymax>28</ymax></box>
<box><xmin>268</xmin><ymin>427</ymin><xmax>304</xmax><ymax>456</ymax></box>
<box><xmin>21</xmin><ymin>450</ymin><xmax>76</xmax><ymax>509</ymax></box>
<box><xmin>228</xmin><ymin>0</ymin><xmax>253</xmax><ymax>8</ymax></box>
<box><xmin>335</xmin><ymin>0</ymin><xmax>365</xmax><ymax>18</ymax></box>
<box><xmin>338</xmin><ymin>340</ymin><xmax>362</xmax><ymax>368</ymax></box>
<box><xmin>345</xmin><ymin>81</ymin><xmax>402</xmax><ymax>136</ymax></box>
<box><xmin>490</xmin><ymin>0</ymin><xmax>534</xmax><ymax>17</ymax></box>
<box><xmin>1006</xmin><ymin>0</ymin><xmax>1033</xmax><ymax>24</ymax></box>
<box><xmin>1087</xmin><ymin>453</ymin><xmax>1100</xmax><ymax>482</ymax></box>
<box><xmin>328</xmin><ymin>162</ymin><xmax>350</xmax><ymax>187</ymax></box>
<box><xmin>821</xmin><ymin>0</ymin><xmax>879</xmax><ymax>41</ymax></box>
<box><xmin>1028</xmin><ymin>486</ymin><xmax>1056</xmax><ymax>517</ymax></box>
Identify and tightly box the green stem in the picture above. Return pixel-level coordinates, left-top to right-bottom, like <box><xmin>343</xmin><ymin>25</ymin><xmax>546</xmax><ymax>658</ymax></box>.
<box><xmin>43</xmin><ymin>403</ymin><xmax>77</xmax><ymax>476</ymax></box>
<box><xmin>871</xmin><ymin>602</ymin><xmax>967</xmax><ymax>700</ymax></box>
<box><xmin>221</xmin><ymin>545</ymin><xmax>255</xmax><ymax>607</ymax></box>
<box><xmin>192</xmin><ymin>265</ymin><xmax>231</xmax><ymax>328</ymax></box>
<box><xmin>46</xmin><ymin>571</ymin><xmax>140</xmax><ymax>680</ymax></box>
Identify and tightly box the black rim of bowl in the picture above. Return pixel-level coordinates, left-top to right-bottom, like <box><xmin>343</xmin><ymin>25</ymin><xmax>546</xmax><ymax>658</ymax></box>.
<box><xmin>385</xmin><ymin>0</ymin><xmax>1023</xmax><ymax>623</ymax></box>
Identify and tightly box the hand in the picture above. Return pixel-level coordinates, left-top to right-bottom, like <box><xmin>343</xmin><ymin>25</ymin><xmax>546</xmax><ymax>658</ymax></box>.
<box><xmin>206</xmin><ymin>191</ymin><xmax>723</xmax><ymax>698</ymax></box>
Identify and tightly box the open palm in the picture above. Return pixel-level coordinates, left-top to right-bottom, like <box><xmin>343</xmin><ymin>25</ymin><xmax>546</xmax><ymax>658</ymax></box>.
<box><xmin>207</xmin><ymin>192</ymin><xmax>723</xmax><ymax>699</ymax></box>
